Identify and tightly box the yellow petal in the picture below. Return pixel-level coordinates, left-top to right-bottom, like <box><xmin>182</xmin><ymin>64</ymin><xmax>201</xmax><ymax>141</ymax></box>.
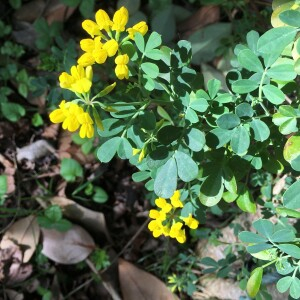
<box><xmin>112</xmin><ymin>6</ymin><xmax>128</xmax><ymax>32</ymax></box>
<box><xmin>80</xmin><ymin>38</ymin><xmax>96</xmax><ymax>53</ymax></box>
<box><xmin>170</xmin><ymin>190</ymin><xmax>183</xmax><ymax>208</ymax></box>
<box><xmin>115</xmin><ymin>64</ymin><xmax>129</xmax><ymax>80</ymax></box>
<box><xmin>95</xmin><ymin>9</ymin><xmax>113</xmax><ymax>32</ymax></box>
<box><xmin>78</xmin><ymin>53</ymin><xmax>95</xmax><ymax>67</ymax></box>
<box><xmin>82</xmin><ymin>20</ymin><xmax>100</xmax><ymax>37</ymax></box>
<box><xmin>115</xmin><ymin>54</ymin><xmax>129</xmax><ymax>65</ymax></box>
<box><xmin>103</xmin><ymin>39</ymin><xmax>118</xmax><ymax>57</ymax></box>
<box><xmin>71</xmin><ymin>78</ymin><xmax>92</xmax><ymax>94</ymax></box>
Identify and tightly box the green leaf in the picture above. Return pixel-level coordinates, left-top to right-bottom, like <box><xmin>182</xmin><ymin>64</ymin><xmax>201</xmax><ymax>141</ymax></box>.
<box><xmin>246</xmin><ymin>267</ymin><xmax>263</xmax><ymax>298</ymax></box>
<box><xmin>135</xmin><ymin>32</ymin><xmax>145</xmax><ymax>53</ymax></box>
<box><xmin>236</xmin><ymin>185</ymin><xmax>256</xmax><ymax>213</ymax></box>
<box><xmin>238</xmin><ymin>49</ymin><xmax>264</xmax><ymax>72</ymax></box>
<box><xmin>79</xmin><ymin>0</ymin><xmax>94</xmax><ymax>18</ymax></box>
<box><xmin>185</xmin><ymin>107</ymin><xmax>198</xmax><ymax>123</ymax></box>
<box><xmin>132</xmin><ymin>171</ymin><xmax>150</xmax><ymax>182</ymax></box>
<box><xmin>277</xmin><ymin>244</ymin><xmax>300</xmax><ymax>259</ymax></box>
<box><xmin>230</xmin><ymin>126</ymin><xmax>250</xmax><ymax>155</ymax></box>
<box><xmin>154</xmin><ymin>157</ymin><xmax>177</xmax><ymax>198</ymax></box>
<box><xmin>199</xmin><ymin>171</ymin><xmax>224</xmax><ymax>207</ymax></box>
<box><xmin>157</xmin><ymin>125</ymin><xmax>182</xmax><ymax>145</ymax></box>
<box><xmin>93</xmin><ymin>187</ymin><xmax>108</xmax><ymax>203</ymax></box>
<box><xmin>45</xmin><ymin>205</ymin><xmax>62</xmax><ymax>222</ymax></box>
<box><xmin>276</xmin><ymin>207</ymin><xmax>300</xmax><ymax>218</ymax></box>
<box><xmin>1</xmin><ymin>102</ymin><xmax>25</xmax><ymax>122</ymax></box>
<box><xmin>267</xmin><ymin>64</ymin><xmax>296</xmax><ymax>81</ymax></box>
<box><xmin>189</xmin><ymin>95</ymin><xmax>209</xmax><ymax>112</ymax></box>
<box><xmin>270</xmin><ymin>229</ymin><xmax>295</xmax><ymax>243</ymax></box>
<box><xmin>184</xmin><ymin>128</ymin><xmax>205</xmax><ymax>152</ymax></box>
<box><xmin>145</xmin><ymin>31</ymin><xmax>162</xmax><ymax>52</ymax></box>
<box><xmin>9</xmin><ymin>0</ymin><xmax>21</xmax><ymax>9</ymax></box>
<box><xmin>222</xmin><ymin>167</ymin><xmax>237</xmax><ymax>194</ymax></box>
<box><xmin>250</xmin><ymin>119</ymin><xmax>270</xmax><ymax>142</ymax></box>
<box><xmin>207</xmin><ymin>79</ymin><xmax>221</xmax><ymax>99</ymax></box>
<box><xmin>273</xmin><ymin>106</ymin><xmax>298</xmax><ymax>135</ymax></box>
<box><xmin>32</xmin><ymin>113</ymin><xmax>44</xmax><ymax>127</ymax></box>
<box><xmin>262</xmin><ymin>84</ymin><xmax>285</xmax><ymax>104</ymax></box>
<box><xmin>279</xmin><ymin>10</ymin><xmax>300</xmax><ymax>27</ymax></box>
<box><xmin>97</xmin><ymin>137</ymin><xmax>122</xmax><ymax>163</ymax></box>
<box><xmin>209</xmin><ymin>128</ymin><xmax>233</xmax><ymax>148</ymax></box>
<box><xmin>94</xmin><ymin>82</ymin><xmax>116</xmax><ymax>98</ymax></box>
<box><xmin>246</xmin><ymin>30</ymin><xmax>259</xmax><ymax>52</ymax></box>
<box><xmin>117</xmin><ymin>137</ymin><xmax>132</xmax><ymax>159</ymax></box>
<box><xmin>235</xmin><ymin>103</ymin><xmax>254</xmax><ymax>118</ymax></box>
<box><xmin>151</xmin><ymin>6</ymin><xmax>175</xmax><ymax>43</ymax></box>
<box><xmin>189</xmin><ymin>23</ymin><xmax>232</xmax><ymax>65</ymax></box>
<box><xmin>276</xmin><ymin>258</ymin><xmax>295</xmax><ymax>275</ymax></box>
<box><xmin>157</xmin><ymin>106</ymin><xmax>174</xmax><ymax>124</ymax></box>
<box><xmin>60</xmin><ymin>158</ymin><xmax>83</xmax><ymax>182</ymax></box>
<box><xmin>277</xmin><ymin>276</ymin><xmax>293</xmax><ymax>293</ymax></box>
<box><xmin>232</xmin><ymin>79</ymin><xmax>258</xmax><ymax>94</ymax></box>
<box><xmin>283</xmin><ymin>180</ymin><xmax>300</xmax><ymax>209</ymax></box>
<box><xmin>174</xmin><ymin>151</ymin><xmax>198</xmax><ymax>182</ymax></box>
<box><xmin>247</xmin><ymin>243</ymin><xmax>273</xmax><ymax>253</ymax></box>
<box><xmin>141</xmin><ymin>62</ymin><xmax>159</xmax><ymax>79</ymax></box>
<box><xmin>253</xmin><ymin>219</ymin><xmax>274</xmax><ymax>238</ymax></box>
<box><xmin>97</xmin><ymin>119</ymin><xmax>125</xmax><ymax>137</ymax></box>
<box><xmin>257</xmin><ymin>27</ymin><xmax>297</xmax><ymax>54</ymax></box>
<box><xmin>0</xmin><ymin>175</ymin><xmax>7</xmax><ymax>196</ymax></box>
<box><xmin>239</xmin><ymin>231</ymin><xmax>268</xmax><ymax>243</ymax></box>
<box><xmin>217</xmin><ymin>113</ymin><xmax>240</xmax><ymax>130</ymax></box>
<box><xmin>144</xmin><ymin>49</ymin><xmax>162</xmax><ymax>60</ymax></box>
<box><xmin>290</xmin><ymin>277</ymin><xmax>300</xmax><ymax>299</ymax></box>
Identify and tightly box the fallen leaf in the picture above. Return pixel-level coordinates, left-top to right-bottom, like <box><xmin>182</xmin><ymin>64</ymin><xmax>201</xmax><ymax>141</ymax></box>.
<box><xmin>44</xmin><ymin>0</ymin><xmax>76</xmax><ymax>24</ymax></box>
<box><xmin>178</xmin><ymin>5</ymin><xmax>220</xmax><ymax>39</ymax></box>
<box><xmin>0</xmin><ymin>154</ymin><xmax>16</xmax><ymax>194</ymax></box>
<box><xmin>0</xmin><ymin>216</ymin><xmax>40</xmax><ymax>263</ymax></box>
<box><xmin>42</xmin><ymin>123</ymin><xmax>60</xmax><ymax>139</ymax></box>
<box><xmin>50</xmin><ymin>196</ymin><xmax>112</xmax><ymax>243</ymax></box>
<box><xmin>13</xmin><ymin>0</ymin><xmax>46</xmax><ymax>23</ymax></box>
<box><xmin>41</xmin><ymin>224</ymin><xmax>95</xmax><ymax>264</ymax></box>
<box><xmin>118</xmin><ymin>259</ymin><xmax>178</xmax><ymax>300</ymax></box>
<box><xmin>5</xmin><ymin>289</ymin><xmax>24</xmax><ymax>300</ymax></box>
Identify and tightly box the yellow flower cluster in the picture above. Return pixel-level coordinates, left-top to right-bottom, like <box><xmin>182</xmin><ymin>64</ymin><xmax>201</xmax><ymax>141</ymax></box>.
<box><xmin>148</xmin><ymin>190</ymin><xmax>199</xmax><ymax>243</ymax></box>
<box><xmin>78</xmin><ymin>6</ymin><xmax>148</xmax><ymax>79</ymax></box>
<box><xmin>49</xmin><ymin>100</ymin><xmax>94</xmax><ymax>138</ymax></box>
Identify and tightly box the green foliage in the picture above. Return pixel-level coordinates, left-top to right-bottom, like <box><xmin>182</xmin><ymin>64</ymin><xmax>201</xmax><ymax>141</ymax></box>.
<box><xmin>37</xmin><ymin>205</ymin><xmax>72</xmax><ymax>231</ymax></box>
<box><xmin>60</xmin><ymin>158</ymin><xmax>83</xmax><ymax>182</ymax></box>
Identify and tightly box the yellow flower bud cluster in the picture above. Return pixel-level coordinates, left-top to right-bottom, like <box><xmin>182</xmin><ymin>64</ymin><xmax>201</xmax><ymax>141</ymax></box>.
<box><xmin>148</xmin><ymin>190</ymin><xmax>199</xmax><ymax>243</ymax></box>
<box><xmin>78</xmin><ymin>6</ymin><xmax>148</xmax><ymax>79</ymax></box>
<box><xmin>49</xmin><ymin>100</ymin><xmax>94</xmax><ymax>138</ymax></box>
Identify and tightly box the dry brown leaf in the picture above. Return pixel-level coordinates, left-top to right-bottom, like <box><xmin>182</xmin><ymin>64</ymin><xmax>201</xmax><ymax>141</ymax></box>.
<box><xmin>41</xmin><ymin>224</ymin><xmax>95</xmax><ymax>264</ymax></box>
<box><xmin>273</xmin><ymin>174</ymin><xmax>287</xmax><ymax>195</ymax></box>
<box><xmin>194</xmin><ymin>275</ymin><xmax>245</xmax><ymax>300</ymax></box>
<box><xmin>0</xmin><ymin>216</ymin><xmax>40</xmax><ymax>263</ymax></box>
<box><xmin>42</xmin><ymin>123</ymin><xmax>60</xmax><ymax>139</ymax></box>
<box><xmin>44</xmin><ymin>0</ymin><xmax>76</xmax><ymax>24</ymax></box>
<box><xmin>5</xmin><ymin>289</ymin><xmax>24</xmax><ymax>300</ymax></box>
<box><xmin>13</xmin><ymin>0</ymin><xmax>46</xmax><ymax>23</ymax></box>
<box><xmin>178</xmin><ymin>5</ymin><xmax>220</xmax><ymax>38</ymax></box>
<box><xmin>118</xmin><ymin>258</ymin><xmax>178</xmax><ymax>300</ymax></box>
<box><xmin>0</xmin><ymin>154</ymin><xmax>16</xmax><ymax>194</ymax></box>
<box><xmin>50</xmin><ymin>196</ymin><xmax>112</xmax><ymax>243</ymax></box>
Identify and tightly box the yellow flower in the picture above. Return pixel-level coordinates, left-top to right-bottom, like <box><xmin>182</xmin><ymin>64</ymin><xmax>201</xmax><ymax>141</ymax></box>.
<box><xmin>148</xmin><ymin>220</ymin><xmax>164</xmax><ymax>238</ymax></box>
<box><xmin>49</xmin><ymin>100</ymin><xmax>68</xmax><ymax>124</ymax></box>
<box><xmin>62</xmin><ymin>103</ymin><xmax>83</xmax><ymax>132</ymax></box>
<box><xmin>103</xmin><ymin>39</ymin><xmax>119</xmax><ymax>57</ymax></box>
<box><xmin>182</xmin><ymin>214</ymin><xmax>199</xmax><ymax>229</ymax></box>
<box><xmin>115</xmin><ymin>54</ymin><xmax>129</xmax><ymax>79</ymax></box>
<box><xmin>149</xmin><ymin>209</ymin><xmax>166</xmax><ymax>221</ymax></box>
<box><xmin>82</xmin><ymin>20</ymin><xmax>101</xmax><ymax>38</ymax></box>
<box><xmin>59</xmin><ymin>65</ymin><xmax>92</xmax><ymax>94</ymax></box>
<box><xmin>112</xmin><ymin>6</ymin><xmax>128</xmax><ymax>32</ymax></box>
<box><xmin>78</xmin><ymin>112</ymin><xmax>94</xmax><ymax>138</ymax></box>
<box><xmin>169</xmin><ymin>222</ymin><xmax>186</xmax><ymax>243</ymax></box>
<box><xmin>127</xmin><ymin>21</ymin><xmax>148</xmax><ymax>40</ymax></box>
<box><xmin>155</xmin><ymin>197</ymin><xmax>172</xmax><ymax>213</ymax></box>
<box><xmin>78</xmin><ymin>37</ymin><xmax>108</xmax><ymax>66</ymax></box>
<box><xmin>170</xmin><ymin>190</ymin><xmax>183</xmax><ymax>208</ymax></box>
<box><xmin>95</xmin><ymin>9</ymin><xmax>113</xmax><ymax>32</ymax></box>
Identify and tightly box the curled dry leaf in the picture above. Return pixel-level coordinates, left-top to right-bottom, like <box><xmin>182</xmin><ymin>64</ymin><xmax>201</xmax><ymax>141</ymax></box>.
<box><xmin>118</xmin><ymin>258</ymin><xmax>178</xmax><ymax>300</ymax></box>
<box><xmin>44</xmin><ymin>0</ymin><xmax>76</xmax><ymax>24</ymax></box>
<box><xmin>0</xmin><ymin>154</ymin><xmax>16</xmax><ymax>194</ymax></box>
<box><xmin>0</xmin><ymin>215</ymin><xmax>40</xmax><ymax>263</ymax></box>
<box><xmin>16</xmin><ymin>140</ymin><xmax>56</xmax><ymax>162</ymax></box>
<box><xmin>178</xmin><ymin>5</ymin><xmax>220</xmax><ymax>38</ymax></box>
<box><xmin>0</xmin><ymin>240</ymin><xmax>33</xmax><ymax>285</ymax></box>
<box><xmin>50</xmin><ymin>196</ymin><xmax>112</xmax><ymax>243</ymax></box>
<box><xmin>41</xmin><ymin>224</ymin><xmax>95</xmax><ymax>264</ymax></box>
<box><xmin>194</xmin><ymin>275</ymin><xmax>245</xmax><ymax>300</ymax></box>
